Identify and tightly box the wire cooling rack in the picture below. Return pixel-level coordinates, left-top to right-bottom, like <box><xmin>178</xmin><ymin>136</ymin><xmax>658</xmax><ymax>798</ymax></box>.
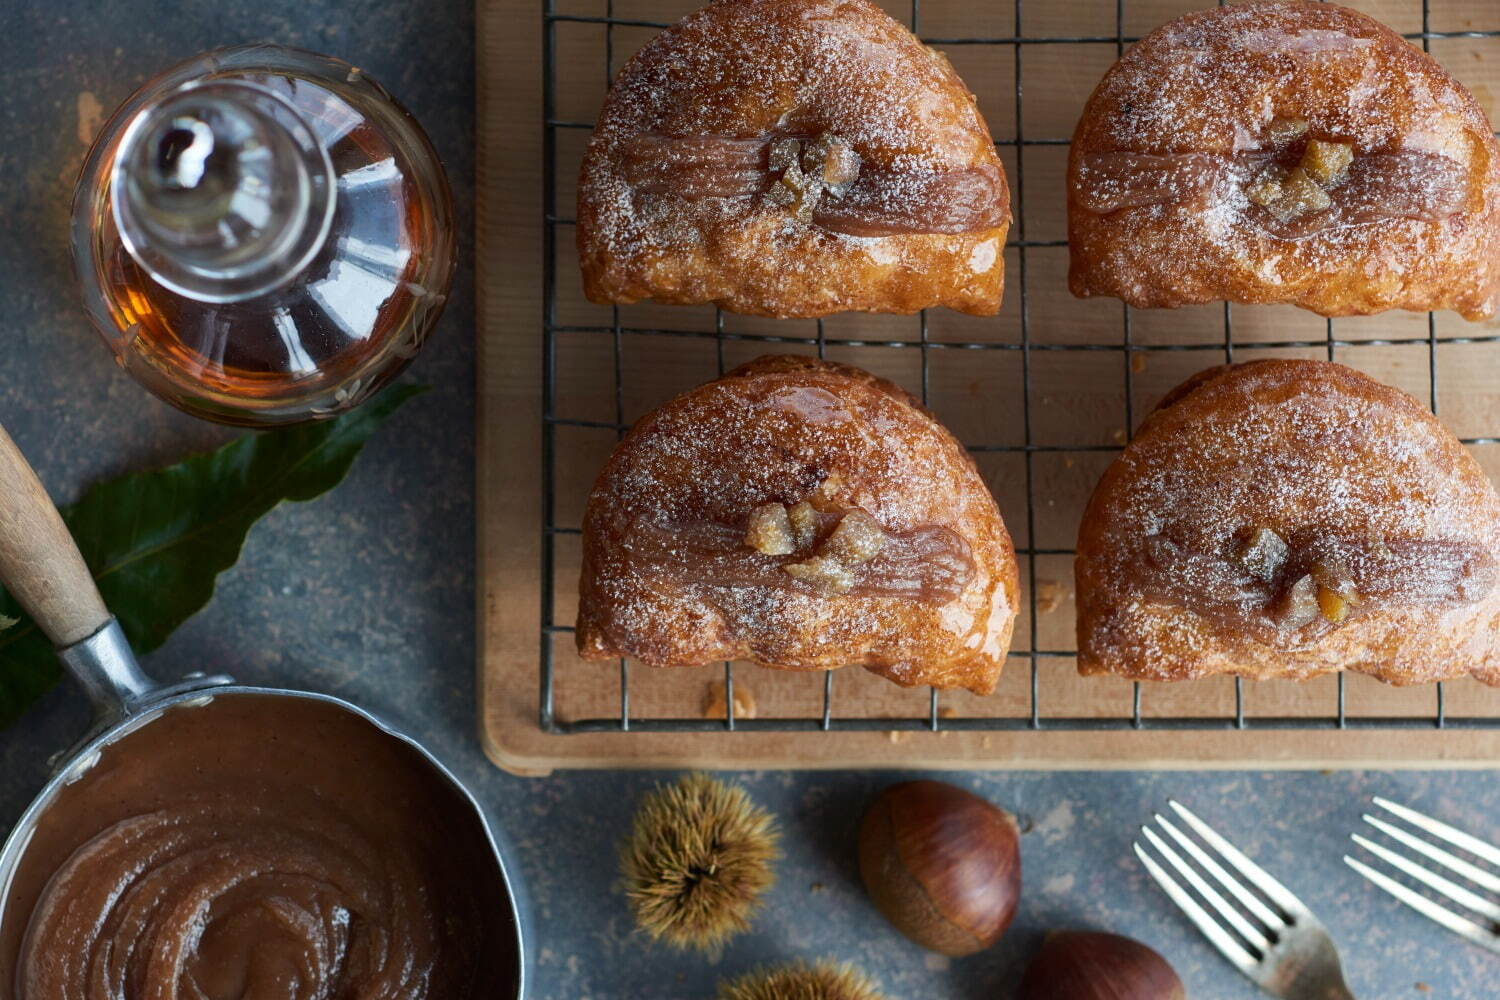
<box><xmin>539</xmin><ymin>0</ymin><xmax>1500</xmax><ymax>737</ymax></box>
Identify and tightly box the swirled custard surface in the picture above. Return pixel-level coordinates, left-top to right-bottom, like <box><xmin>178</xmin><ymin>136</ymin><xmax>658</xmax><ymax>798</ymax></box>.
<box><xmin>0</xmin><ymin>694</ymin><xmax>515</xmax><ymax>1000</ymax></box>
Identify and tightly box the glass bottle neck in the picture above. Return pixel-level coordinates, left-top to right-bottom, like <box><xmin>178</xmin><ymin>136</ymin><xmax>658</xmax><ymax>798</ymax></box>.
<box><xmin>112</xmin><ymin>79</ymin><xmax>336</xmax><ymax>304</ymax></box>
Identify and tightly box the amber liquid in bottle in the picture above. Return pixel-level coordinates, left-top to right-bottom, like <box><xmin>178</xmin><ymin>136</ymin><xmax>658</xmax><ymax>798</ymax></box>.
<box><xmin>74</xmin><ymin>47</ymin><xmax>454</xmax><ymax>425</ymax></box>
<box><xmin>102</xmin><ymin>86</ymin><xmax>429</xmax><ymax>397</ymax></box>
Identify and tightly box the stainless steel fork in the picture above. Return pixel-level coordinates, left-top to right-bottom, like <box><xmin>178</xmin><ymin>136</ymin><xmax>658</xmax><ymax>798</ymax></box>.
<box><xmin>1134</xmin><ymin>801</ymin><xmax>1356</xmax><ymax>1000</ymax></box>
<box><xmin>1345</xmin><ymin>796</ymin><xmax>1500</xmax><ymax>955</ymax></box>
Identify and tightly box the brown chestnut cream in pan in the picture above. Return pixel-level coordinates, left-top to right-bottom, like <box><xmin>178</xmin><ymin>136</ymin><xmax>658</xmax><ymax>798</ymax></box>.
<box><xmin>1</xmin><ymin>696</ymin><xmax>513</xmax><ymax>1000</ymax></box>
<box><xmin>577</xmin><ymin>0</ymin><xmax>1011</xmax><ymax>317</ymax></box>
<box><xmin>0</xmin><ymin>425</ymin><xmax>525</xmax><ymax>999</ymax></box>
<box><xmin>1075</xmin><ymin>360</ymin><xmax>1500</xmax><ymax>685</ymax></box>
<box><xmin>1068</xmin><ymin>0</ymin><xmax>1500</xmax><ymax>319</ymax></box>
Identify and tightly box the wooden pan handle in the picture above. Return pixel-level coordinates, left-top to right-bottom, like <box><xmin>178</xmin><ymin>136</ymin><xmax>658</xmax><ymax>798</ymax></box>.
<box><xmin>0</xmin><ymin>425</ymin><xmax>110</xmax><ymax>647</ymax></box>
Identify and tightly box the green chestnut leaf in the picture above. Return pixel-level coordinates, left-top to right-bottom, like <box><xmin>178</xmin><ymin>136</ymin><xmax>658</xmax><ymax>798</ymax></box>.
<box><xmin>0</xmin><ymin>384</ymin><xmax>425</xmax><ymax>726</ymax></box>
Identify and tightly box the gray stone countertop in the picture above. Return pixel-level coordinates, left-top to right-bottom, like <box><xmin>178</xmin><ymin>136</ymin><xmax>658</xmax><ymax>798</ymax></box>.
<box><xmin>0</xmin><ymin>1</ymin><xmax>1494</xmax><ymax>997</ymax></box>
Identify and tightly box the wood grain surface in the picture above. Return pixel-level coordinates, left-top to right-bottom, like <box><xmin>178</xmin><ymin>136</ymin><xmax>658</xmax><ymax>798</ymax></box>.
<box><xmin>477</xmin><ymin>0</ymin><xmax>1500</xmax><ymax>774</ymax></box>
<box><xmin>0</xmin><ymin>426</ymin><xmax>110</xmax><ymax>648</ymax></box>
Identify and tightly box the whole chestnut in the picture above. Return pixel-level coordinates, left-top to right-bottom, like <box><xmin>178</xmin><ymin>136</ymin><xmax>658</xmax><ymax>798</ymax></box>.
<box><xmin>856</xmin><ymin>780</ymin><xmax>1021</xmax><ymax>956</ymax></box>
<box><xmin>1019</xmin><ymin>930</ymin><xmax>1185</xmax><ymax>1000</ymax></box>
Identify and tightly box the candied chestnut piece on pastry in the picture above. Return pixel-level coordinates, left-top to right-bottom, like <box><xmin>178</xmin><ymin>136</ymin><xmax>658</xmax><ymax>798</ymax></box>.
<box><xmin>1068</xmin><ymin>0</ymin><xmax>1500</xmax><ymax>320</ymax></box>
<box><xmin>1075</xmin><ymin>360</ymin><xmax>1500</xmax><ymax>685</ymax></box>
<box><xmin>576</xmin><ymin>356</ymin><xmax>1019</xmax><ymax>694</ymax></box>
<box><xmin>577</xmin><ymin>0</ymin><xmax>1011</xmax><ymax>318</ymax></box>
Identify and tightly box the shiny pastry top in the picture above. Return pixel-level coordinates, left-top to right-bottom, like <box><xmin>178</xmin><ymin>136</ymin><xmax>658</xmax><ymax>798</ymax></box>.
<box><xmin>1068</xmin><ymin>0</ymin><xmax>1500</xmax><ymax>319</ymax></box>
<box><xmin>577</xmin><ymin>0</ymin><xmax>1011</xmax><ymax>318</ymax></box>
<box><xmin>576</xmin><ymin>356</ymin><xmax>1019</xmax><ymax>694</ymax></box>
<box><xmin>1076</xmin><ymin>360</ymin><xmax>1500</xmax><ymax>685</ymax></box>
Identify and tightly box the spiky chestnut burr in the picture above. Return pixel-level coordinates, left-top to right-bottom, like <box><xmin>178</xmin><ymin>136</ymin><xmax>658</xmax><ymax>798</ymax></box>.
<box><xmin>620</xmin><ymin>773</ymin><xmax>779</xmax><ymax>954</ymax></box>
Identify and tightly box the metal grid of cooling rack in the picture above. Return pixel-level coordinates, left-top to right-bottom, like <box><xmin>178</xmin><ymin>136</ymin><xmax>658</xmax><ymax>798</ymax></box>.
<box><xmin>539</xmin><ymin>0</ymin><xmax>1500</xmax><ymax>736</ymax></box>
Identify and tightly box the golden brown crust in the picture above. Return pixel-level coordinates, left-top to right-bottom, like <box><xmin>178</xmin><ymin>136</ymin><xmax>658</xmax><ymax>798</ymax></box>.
<box><xmin>576</xmin><ymin>0</ymin><xmax>1011</xmax><ymax>318</ymax></box>
<box><xmin>576</xmin><ymin>356</ymin><xmax>1020</xmax><ymax>694</ymax></box>
<box><xmin>1067</xmin><ymin>0</ymin><xmax>1500</xmax><ymax>320</ymax></box>
<box><xmin>1076</xmin><ymin>360</ymin><xmax>1500</xmax><ymax>685</ymax></box>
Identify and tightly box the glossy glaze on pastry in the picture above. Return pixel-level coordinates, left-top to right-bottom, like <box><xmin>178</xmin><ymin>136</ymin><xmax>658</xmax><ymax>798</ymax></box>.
<box><xmin>577</xmin><ymin>0</ymin><xmax>1011</xmax><ymax>318</ymax></box>
<box><xmin>1068</xmin><ymin>0</ymin><xmax>1500</xmax><ymax>320</ymax></box>
<box><xmin>576</xmin><ymin>356</ymin><xmax>1019</xmax><ymax>694</ymax></box>
<box><xmin>1076</xmin><ymin>360</ymin><xmax>1500</xmax><ymax>685</ymax></box>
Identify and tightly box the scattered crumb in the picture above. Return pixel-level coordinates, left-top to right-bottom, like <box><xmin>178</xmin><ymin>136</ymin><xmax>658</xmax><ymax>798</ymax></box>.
<box><xmin>981</xmin><ymin>735</ymin><xmax>993</xmax><ymax>749</ymax></box>
<box><xmin>810</xmin><ymin>882</ymin><xmax>826</xmax><ymax>894</ymax></box>
<box><xmin>1035</xmin><ymin>579</ymin><xmax>1069</xmax><ymax>614</ymax></box>
<box><xmin>1043</xmin><ymin>873</ymin><xmax>1077</xmax><ymax>895</ymax></box>
<box><xmin>1415</xmin><ymin>984</ymin><xmax>1431</xmax><ymax>994</ymax></box>
<box><xmin>1036</xmin><ymin>800</ymin><xmax>1077</xmax><ymax>844</ymax></box>
<box><xmin>1131</xmin><ymin>352</ymin><xmax>1147</xmax><ymax>374</ymax></box>
<box><xmin>1111</xmin><ymin>427</ymin><xmax>1129</xmax><ymax>445</ymax></box>
<box><xmin>702</xmin><ymin>679</ymin><xmax>757</xmax><ymax>720</ymax></box>
<box><xmin>938</xmin><ymin>705</ymin><xmax>959</xmax><ymax>718</ymax></box>
<box><xmin>75</xmin><ymin>91</ymin><xmax>103</xmax><ymax>146</ymax></box>
<box><xmin>888</xmin><ymin>730</ymin><xmax>910</xmax><ymax>744</ymax></box>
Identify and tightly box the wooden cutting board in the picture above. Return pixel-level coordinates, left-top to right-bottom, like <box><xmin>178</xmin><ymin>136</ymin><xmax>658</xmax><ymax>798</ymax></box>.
<box><xmin>476</xmin><ymin>0</ymin><xmax>1500</xmax><ymax>775</ymax></box>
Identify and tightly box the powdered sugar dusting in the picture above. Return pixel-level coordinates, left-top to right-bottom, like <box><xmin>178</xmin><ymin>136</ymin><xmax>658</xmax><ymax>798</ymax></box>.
<box><xmin>576</xmin><ymin>357</ymin><xmax>1019</xmax><ymax>694</ymax></box>
<box><xmin>1068</xmin><ymin>0</ymin><xmax>1500</xmax><ymax>319</ymax></box>
<box><xmin>576</xmin><ymin>0</ymin><xmax>1011</xmax><ymax>317</ymax></box>
<box><xmin>1077</xmin><ymin>361</ymin><xmax>1500</xmax><ymax>685</ymax></box>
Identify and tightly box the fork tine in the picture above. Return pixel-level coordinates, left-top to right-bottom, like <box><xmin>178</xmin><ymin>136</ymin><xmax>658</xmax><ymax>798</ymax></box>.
<box><xmin>1142</xmin><ymin>825</ymin><xmax>1273</xmax><ymax>952</ymax></box>
<box><xmin>1372</xmin><ymin>798</ymin><xmax>1500</xmax><ymax>870</ymax></box>
<box><xmin>1363</xmin><ymin>815</ymin><xmax>1500</xmax><ymax>895</ymax></box>
<box><xmin>1344</xmin><ymin>855</ymin><xmax>1500</xmax><ymax>956</ymax></box>
<box><xmin>1350</xmin><ymin>834</ymin><xmax>1500</xmax><ymax>923</ymax></box>
<box><xmin>1168</xmin><ymin>800</ymin><xmax>1309</xmax><ymax>919</ymax></box>
<box><xmin>1156</xmin><ymin>814</ymin><xmax>1286</xmax><ymax>933</ymax></box>
<box><xmin>1135</xmin><ymin>841</ymin><xmax>1259</xmax><ymax>974</ymax></box>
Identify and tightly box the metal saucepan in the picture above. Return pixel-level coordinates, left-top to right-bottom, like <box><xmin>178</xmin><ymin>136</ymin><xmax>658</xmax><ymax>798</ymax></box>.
<box><xmin>0</xmin><ymin>425</ymin><xmax>528</xmax><ymax>997</ymax></box>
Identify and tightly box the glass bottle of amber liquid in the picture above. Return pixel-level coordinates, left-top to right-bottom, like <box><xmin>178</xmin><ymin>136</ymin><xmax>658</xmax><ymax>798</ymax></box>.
<box><xmin>72</xmin><ymin>45</ymin><xmax>454</xmax><ymax>425</ymax></box>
